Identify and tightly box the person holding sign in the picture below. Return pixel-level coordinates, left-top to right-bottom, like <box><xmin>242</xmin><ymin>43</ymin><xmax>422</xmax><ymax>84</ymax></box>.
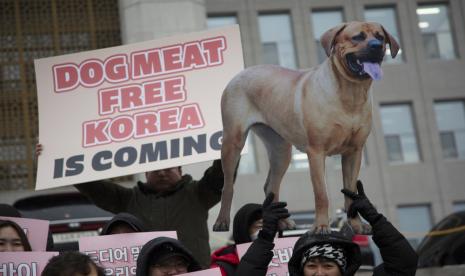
<box><xmin>210</xmin><ymin>202</ymin><xmax>263</xmax><ymax>275</ymax></box>
<box><xmin>136</xmin><ymin>236</ymin><xmax>201</xmax><ymax>276</ymax></box>
<box><xmin>36</xmin><ymin>143</ymin><xmax>224</xmax><ymax>268</ymax></box>
<box><xmin>0</xmin><ymin>219</ymin><xmax>32</xmax><ymax>252</ymax></box>
<box><xmin>287</xmin><ymin>181</ymin><xmax>418</xmax><ymax>276</ymax></box>
<box><xmin>234</xmin><ymin>193</ymin><xmax>291</xmax><ymax>275</ymax></box>
<box><xmin>75</xmin><ymin>160</ymin><xmax>223</xmax><ymax>268</ymax></box>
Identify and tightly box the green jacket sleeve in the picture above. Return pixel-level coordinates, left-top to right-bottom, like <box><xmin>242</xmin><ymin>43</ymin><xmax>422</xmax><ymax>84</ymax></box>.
<box><xmin>196</xmin><ymin>159</ymin><xmax>224</xmax><ymax>209</ymax></box>
<box><xmin>74</xmin><ymin>180</ymin><xmax>133</xmax><ymax>214</ymax></box>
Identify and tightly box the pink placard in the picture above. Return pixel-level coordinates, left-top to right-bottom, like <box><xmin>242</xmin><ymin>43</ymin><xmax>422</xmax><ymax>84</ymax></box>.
<box><xmin>0</xmin><ymin>252</ymin><xmax>58</xmax><ymax>275</ymax></box>
<box><xmin>236</xmin><ymin>237</ymin><xmax>299</xmax><ymax>276</ymax></box>
<box><xmin>34</xmin><ymin>25</ymin><xmax>244</xmax><ymax>190</ymax></box>
<box><xmin>179</xmin><ymin>267</ymin><xmax>221</xmax><ymax>276</ymax></box>
<box><xmin>79</xmin><ymin>231</ymin><xmax>177</xmax><ymax>276</ymax></box>
<box><xmin>0</xmin><ymin>216</ymin><xmax>49</xmax><ymax>251</ymax></box>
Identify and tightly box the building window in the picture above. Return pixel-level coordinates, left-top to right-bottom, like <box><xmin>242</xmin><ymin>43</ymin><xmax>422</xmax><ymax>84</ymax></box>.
<box><xmin>398</xmin><ymin>205</ymin><xmax>432</xmax><ymax>249</ymax></box>
<box><xmin>433</xmin><ymin>101</ymin><xmax>465</xmax><ymax>160</ymax></box>
<box><xmin>364</xmin><ymin>6</ymin><xmax>402</xmax><ymax>63</ymax></box>
<box><xmin>310</xmin><ymin>10</ymin><xmax>344</xmax><ymax>64</ymax></box>
<box><xmin>416</xmin><ymin>4</ymin><xmax>456</xmax><ymax>60</ymax></box>
<box><xmin>207</xmin><ymin>15</ymin><xmax>237</xmax><ymax>29</ymax></box>
<box><xmin>0</xmin><ymin>0</ymin><xmax>122</xmax><ymax>190</ymax></box>
<box><xmin>258</xmin><ymin>13</ymin><xmax>297</xmax><ymax>69</ymax></box>
<box><xmin>453</xmin><ymin>202</ymin><xmax>465</xmax><ymax>212</ymax></box>
<box><xmin>207</xmin><ymin>15</ymin><xmax>256</xmax><ymax>174</ymax></box>
<box><xmin>380</xmin><ymin>104</ymin><xmax>420</xmax><ymax>164</ymax></box>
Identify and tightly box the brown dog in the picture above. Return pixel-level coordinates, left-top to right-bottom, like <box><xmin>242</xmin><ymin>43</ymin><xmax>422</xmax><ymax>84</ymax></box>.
<box><xmin>213</xmin><ymin>22</ymin><xmax>399</xmax><ymax>234</ymax></box>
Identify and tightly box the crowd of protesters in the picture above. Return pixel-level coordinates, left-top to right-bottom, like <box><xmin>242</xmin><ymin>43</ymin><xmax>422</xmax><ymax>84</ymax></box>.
<box><xmin>0</xmin><ymin>145</ymin><xmax>418</xmax><ymax>275</ymax></box>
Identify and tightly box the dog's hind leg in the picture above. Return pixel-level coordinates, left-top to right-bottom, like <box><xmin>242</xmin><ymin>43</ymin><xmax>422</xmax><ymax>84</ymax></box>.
<box><xmin>213</xmin><ymin>125</ymin><xmax>248</xmax><ymax>232</ymax></box>
<box><xmin>253</xmin><ymin>124</ymin><xmax>296</xmax><ymax>230</ymax></box>
<box><xmin>342</xmin><ymin>149</ymin><xmax>372</xmax><ymax>234</ymax></box>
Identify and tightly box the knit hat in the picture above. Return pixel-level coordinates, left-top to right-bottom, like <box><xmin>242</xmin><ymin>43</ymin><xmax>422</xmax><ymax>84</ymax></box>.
<box><xmin>300</xmin><ymin>243</ymin><xmax>347</xmax><ymax>273</ymax></box>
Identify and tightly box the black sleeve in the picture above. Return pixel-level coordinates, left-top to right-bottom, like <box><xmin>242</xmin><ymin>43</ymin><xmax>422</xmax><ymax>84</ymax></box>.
<box><xmin>196</xmin><ymin>159</ymin><xmax>224</xmax><ymax>209</ymax></box>
<box><xmin>74</xmin><ymin>180</ymin><xmax>132</xmax><ymax>214</ymax></box>
<box><xmin>371</xmin><ymin>215</ymin><xmax>418</xmax><ymax>276</ymax></box>
<box><xmin>235</xmin><ymin>238</ymin><xmax>274</xmax><ymax>276</ymax></box>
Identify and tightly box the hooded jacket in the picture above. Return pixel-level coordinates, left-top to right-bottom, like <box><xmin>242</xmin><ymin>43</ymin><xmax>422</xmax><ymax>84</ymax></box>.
<box><xmin>288</xmin><ymin>215</ymin><xmax>418</xmax><ymax>276</ymax></box>
<box><xmin>210</xmin><ymin>203</ymin><xmax>262</xmax><ymax>275</ymax></box>
<box><xmin>100</xmin><ymin>212</ymin><xmax>146</xmax><ymax>235</ymax></box>
<box><xmin>235</xmin><ymin>215</ymin><xmax>417</xmax><ymax>276</ymax></box>
<box><xmin>288</xmin><ymin>230</ymin><xmax>362</xmax><ymax>276</ymax></box>
<box><xmin>136</xmin><ymin>236</ymin><xmax>201</xmax><ymax>276</ymax></box>
<box><xmin>75</xmin><ymin>161</ymin><xmax>224</xmax><ymax>268</ymax></box>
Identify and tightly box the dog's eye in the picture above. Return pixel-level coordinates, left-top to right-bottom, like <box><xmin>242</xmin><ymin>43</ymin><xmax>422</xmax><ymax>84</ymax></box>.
<box><xmin>375</xmin><ymin>33</ymin><xmax>385</xmax><ymax>41</ymax></box>
<box><xmin>352</xmin><ymin>32</ymin><xmax>366</xmax><ymax>42</ymax></box>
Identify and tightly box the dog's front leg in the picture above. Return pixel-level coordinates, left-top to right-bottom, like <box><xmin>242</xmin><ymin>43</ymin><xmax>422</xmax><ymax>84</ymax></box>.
<box><xmin>307</xmin><ymin>150</ymin><xmax>331</xmax><ymax>234</ymax></box>
<box><xmin>342</xmin><ymin>149</ymin><xmax>371</xmax><ymax>234</ymax></box>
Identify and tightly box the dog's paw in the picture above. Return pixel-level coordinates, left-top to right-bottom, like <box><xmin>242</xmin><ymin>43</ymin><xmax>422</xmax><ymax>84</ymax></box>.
<box><xmin>279</xmin><ymin>218</ymin><xmax>297</xmax><ymax>231</ymax></box>
<box><xmin>213</xmin><ymin>220</ymin><xmax>230</xmax><ymax>232</ymax></box>
<box><xmin>311</xmin><ymin>224</ymin><xmax>332</xmax><ymax>235</ymax></box>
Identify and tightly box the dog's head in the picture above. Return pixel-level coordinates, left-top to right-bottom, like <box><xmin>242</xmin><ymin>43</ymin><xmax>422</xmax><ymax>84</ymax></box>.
<box><xmin>321</xmin><ymin>21</ymin><xmax>400</xmax><ymax>81</ymax></box>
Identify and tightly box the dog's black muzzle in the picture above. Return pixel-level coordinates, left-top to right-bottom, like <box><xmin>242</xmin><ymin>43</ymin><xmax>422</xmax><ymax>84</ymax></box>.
<box><xmin>346</xmin><ymin>39</ymin><xmax>385</xmax><ymax>77</ymax></box>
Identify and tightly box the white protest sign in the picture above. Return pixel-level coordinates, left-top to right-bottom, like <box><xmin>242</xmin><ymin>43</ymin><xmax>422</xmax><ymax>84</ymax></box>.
<box><xmin>34</xmin><ymin>25</ymin><xmax>243</xmax><ymax>190</ymax></box>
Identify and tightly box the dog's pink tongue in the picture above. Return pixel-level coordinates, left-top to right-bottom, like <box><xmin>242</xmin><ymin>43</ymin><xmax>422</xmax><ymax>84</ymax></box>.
<box><xmin>363</xmin><ymin>62</ymin><xmax>383</xmax><ymax>81</ymax></box>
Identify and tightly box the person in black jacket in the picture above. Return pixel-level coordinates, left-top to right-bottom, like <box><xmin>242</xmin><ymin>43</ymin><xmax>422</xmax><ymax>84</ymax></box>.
<box><xmin>136</xmin><ymin>236</ymin><xmax>202</xmax><ymax>276</ymax></box>
<box><xmin>210</xmin><ymin>202</ymin><xmax>263</xmax><ymax>275</ymax></box>
<box><xmin>235</xmin><ymin>193</ymin><xmax>290</xmax><ymax>275</ymax></box>
<box><xmin>236</xmin><ymin>181</ymin><xmax>418</xmax><ymax>276</ymax></box>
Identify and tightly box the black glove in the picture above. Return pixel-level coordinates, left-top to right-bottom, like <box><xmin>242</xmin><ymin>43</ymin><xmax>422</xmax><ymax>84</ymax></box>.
<box><xmin>258</xmin><ymin>192</ymin><xmax>290</xmax><ymax>242</ymax></box>
<box><xmin>341</xmin><ymin>181</ymin><xmax>382</xmax><ymax>224</ymax></box>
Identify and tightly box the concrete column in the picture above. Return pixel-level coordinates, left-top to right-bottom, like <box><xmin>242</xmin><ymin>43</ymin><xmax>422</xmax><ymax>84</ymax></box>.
<box><xmin>118</xmin><ymin>0</ymin><xmax>207</xmax><ymax>44</ymax></box>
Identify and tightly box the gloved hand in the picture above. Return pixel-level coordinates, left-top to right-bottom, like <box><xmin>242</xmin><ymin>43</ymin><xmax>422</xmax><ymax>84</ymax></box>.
<box><xmin>258</xmin><ymin>192</ymin><xmax>290</xmax><ymax>242</ymax></box>
<box><xmin>341</xmin><ymin>180</ymin><xmax>382</xmax><ymax>225</ymax></box>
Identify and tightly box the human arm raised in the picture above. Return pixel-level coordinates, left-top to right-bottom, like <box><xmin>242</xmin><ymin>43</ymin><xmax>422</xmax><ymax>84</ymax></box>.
<box><xmin>342</xmin><ymin>181</ymin><xmax>418</xmax><ymax>276</ymax></box>
<box><xmin>36</xmin><ymin>143</ymin><xmax>132</xmax><ymax>214</ymax></box>
<box><xmin>235</xmin><ymin>193</ymin><xmax>290</xmax><ymax>276</ymax></box>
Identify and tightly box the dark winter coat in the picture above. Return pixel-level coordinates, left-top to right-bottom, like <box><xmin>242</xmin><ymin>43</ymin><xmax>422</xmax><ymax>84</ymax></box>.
<box><xmin>290</xmin><ymin>215</ymin><xmax>418</xmax><ymax>276</ymax></box>
<box><xmin>236</xmin><ymin>215</ymin><xmax>418</xmax><ymax>276</ymax></box>
<box><xmin>100</xmin><ymin>212</ymin><xmax>146</xmax><ymax>235</ymax></box>
<box><xmin>75</xmin><ymin>163</ymin><xmax>223</xmax><ymax>268</ymax></box>
<box><xmin>136</xmin><ymin>236</ymin><xmax>201</xmax><ymax>276</ymax></box>
<box><xmin>210</xmin><ymin>203</ymin><xmax>262</xmax><ymax>275</ymax></box>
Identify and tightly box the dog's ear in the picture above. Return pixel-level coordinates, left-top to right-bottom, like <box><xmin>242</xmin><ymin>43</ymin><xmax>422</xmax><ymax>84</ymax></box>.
<box><xmin>320</xmin><ymin>23</ymin><xmax>348</xmax><ymax>57</ymax></box>
<box><xmin>381</xmin><ymin>25</ymin><xmax>400</xmax><ymax>58</ymax></box>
